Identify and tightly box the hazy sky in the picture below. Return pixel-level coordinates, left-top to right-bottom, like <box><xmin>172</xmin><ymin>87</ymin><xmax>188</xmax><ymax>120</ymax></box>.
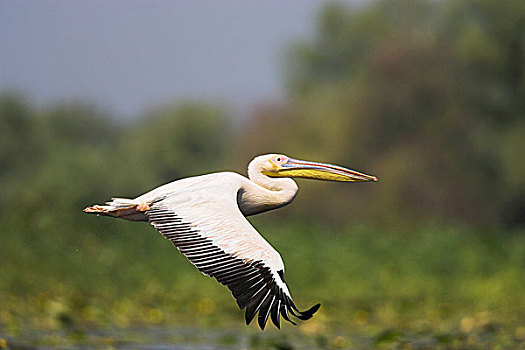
<box><xmin>1</xmin><ymin>1</ymin><xmax>360</xmax><ymax>119</ymax></box>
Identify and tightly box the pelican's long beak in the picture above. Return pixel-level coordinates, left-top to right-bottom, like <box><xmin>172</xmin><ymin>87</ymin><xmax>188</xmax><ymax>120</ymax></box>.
<box><xmin>270</xmin><ymin>158</ymin><xmax>378</xmax><ymax>182</ymax></box>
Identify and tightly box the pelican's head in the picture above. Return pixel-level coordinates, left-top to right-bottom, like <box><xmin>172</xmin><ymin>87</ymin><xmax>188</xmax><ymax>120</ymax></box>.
<box><xmin>255</xmin><ymin>154</ymin><xmax>378</xmax><ymax>183</ymax></box>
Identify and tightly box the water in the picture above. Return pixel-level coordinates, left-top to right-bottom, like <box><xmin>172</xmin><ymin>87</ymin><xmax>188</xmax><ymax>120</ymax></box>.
<box><xmin>1</xmin><ymin>326</ymin><xmax>322</xmax><ymax>349</ymax></box>
<box><xmin>2</xmin><ymin>325</ymin><xmax>514</xmax><ymax>349</ymax></box>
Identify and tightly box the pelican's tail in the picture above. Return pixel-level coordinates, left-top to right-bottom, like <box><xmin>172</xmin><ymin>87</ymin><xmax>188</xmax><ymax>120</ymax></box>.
<box><xmin>83</xmin><ymin>198</ymin><xmax>149</xmax><ymax>222</ymax></box>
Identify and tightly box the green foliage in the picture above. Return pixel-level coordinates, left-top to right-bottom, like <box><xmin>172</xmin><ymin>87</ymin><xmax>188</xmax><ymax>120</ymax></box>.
<box><xmin>1</xmin><ymin>0</ymin><xmax>525</xmax><ymax>346</ymax></box>
<box><xmin>2</xmin><ymin>220</ymin><xmax>525</xmax><ymax>346</ymax></box>
<box><xmin>121</xmin><ymin>103</ymin><xmax>232</xmax><ymax>185</ymax></box>
<box><xmin>279</xmin><ymin>0</ymin><xmax>525</xmax><ymax>227</ymax></box>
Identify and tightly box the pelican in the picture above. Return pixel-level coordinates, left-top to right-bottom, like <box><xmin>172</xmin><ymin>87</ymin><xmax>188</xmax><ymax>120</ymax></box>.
<box><xmin>84</xmin><ymin>154</ymin><xmax>377</xmax><ymax>329</ymax></box>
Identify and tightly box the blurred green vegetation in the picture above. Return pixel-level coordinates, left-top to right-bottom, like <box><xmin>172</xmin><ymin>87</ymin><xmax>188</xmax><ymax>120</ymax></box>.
<box><xmin>1</xmin><ymin>0</ymin><xmax>525</xmax><ymax>347</ymax></box>
<box><xmin>2</xmin><ymin>221</ymin><xmax>525</xmax><ymax>347</ymax></box>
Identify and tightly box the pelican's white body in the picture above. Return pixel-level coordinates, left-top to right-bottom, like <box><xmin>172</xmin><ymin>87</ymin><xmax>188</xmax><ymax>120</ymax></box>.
<box><xmin>105</xmin><ymin>156</ymin><xmax>301</xmax><ymax>298</ymax></box>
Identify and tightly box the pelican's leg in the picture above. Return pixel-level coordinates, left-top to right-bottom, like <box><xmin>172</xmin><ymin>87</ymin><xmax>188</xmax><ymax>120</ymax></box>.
<box><xmin>83</xmin><ymin>201</ymin><xmax>150</xmax><ymax>221</ymax></box>
<box><xmin>136</xmin><ymin>202</ymin><xmax>150</xmax><ymax>212</ymax></box>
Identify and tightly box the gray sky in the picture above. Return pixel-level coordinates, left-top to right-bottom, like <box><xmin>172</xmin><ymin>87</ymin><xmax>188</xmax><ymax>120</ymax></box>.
<box><xmin>1</xmin><ymin>1</ymin><xmax>340</xmax><ymax>119</ymax></box>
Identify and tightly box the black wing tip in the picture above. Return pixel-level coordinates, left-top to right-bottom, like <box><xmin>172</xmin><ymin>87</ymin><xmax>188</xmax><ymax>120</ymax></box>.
<box><xmin>245</xmin><ymin>306</ymin><xmax>257</xmax><ymax>326</ymax></box>
<box><xmin>247</xmin><ymin>302</ymin><xmax>321</xmax><ymax>330</ymax></box>
<box><xmin>258</xmin><ymin>316</ymin><xmax>267</xmax><ymax>330</ymax></box>
<box><xmin>296</xmin><ymin>303</ymin><xmax>321</xmax><ymax>321</ymax></box>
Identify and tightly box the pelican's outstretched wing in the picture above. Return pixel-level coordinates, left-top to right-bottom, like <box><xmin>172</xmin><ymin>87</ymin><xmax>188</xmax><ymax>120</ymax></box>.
<box><xmin>142</xmin><ymin>176</ymin><xmax>320</xmax><ymax>330</ymax></box>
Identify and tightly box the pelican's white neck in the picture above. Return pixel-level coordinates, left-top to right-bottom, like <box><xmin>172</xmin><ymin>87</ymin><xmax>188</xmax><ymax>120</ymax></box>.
<box><xmin>238</xmin><ymin>156</ymin><xmax>299</xmax><ymax>216</ymax></box>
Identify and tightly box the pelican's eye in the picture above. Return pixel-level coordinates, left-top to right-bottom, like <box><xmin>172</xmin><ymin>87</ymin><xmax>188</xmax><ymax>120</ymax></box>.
<box><xmin>273</xmin><ymin>156</ymin><xmax>287</xmax><ymax>165</ymax></box>
<box><xmin>270</xmin><ymin>156</ymin><xmax>288</xmax><ymax>170</ymax></box>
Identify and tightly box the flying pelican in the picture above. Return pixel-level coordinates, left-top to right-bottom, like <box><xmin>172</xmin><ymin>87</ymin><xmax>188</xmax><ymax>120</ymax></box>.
<box><xmin>84</xmin><ymin>154</ymin><xmax>377</xmax><ymax>329</ymax></box>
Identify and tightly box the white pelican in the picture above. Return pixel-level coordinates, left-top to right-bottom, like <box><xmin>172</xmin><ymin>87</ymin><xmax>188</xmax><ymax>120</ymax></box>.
<box><xmin>84</xmin><ymin>154</ymin><xmax>377</xmax><ymax>329</ymax></box>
